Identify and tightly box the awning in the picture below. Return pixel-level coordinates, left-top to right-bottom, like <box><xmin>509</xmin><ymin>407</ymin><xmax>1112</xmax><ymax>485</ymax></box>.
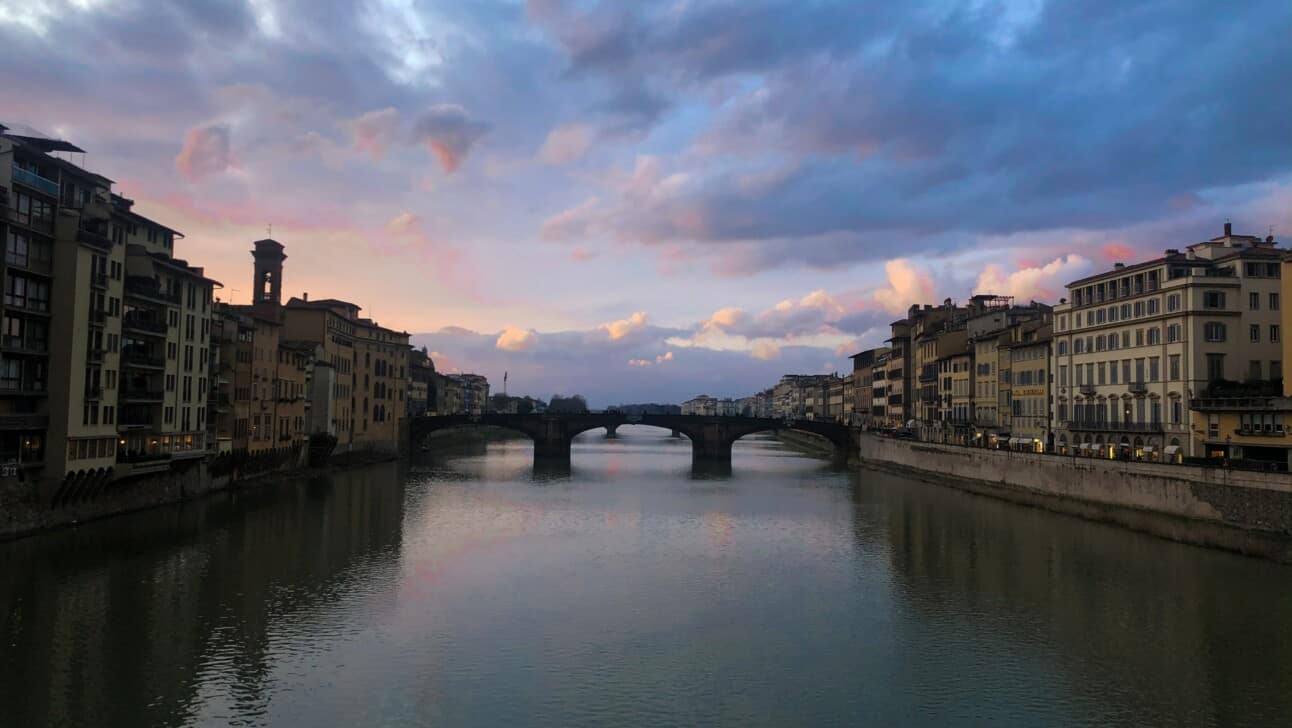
<box><xmin>1011</xmin><ymin>437</ymin><xmax>1030</xmax><ymax>446</ymax></box>
<box><xmin>1143</xmin><ymin>446</ymin><xmax>1156</xmax><ymax>453</ymax></box>
<box><xmin>1163</xmin><ymin>445</ymin><xmax>1181</xmax><ymax>455</ymax></box>
<box><xmin>1079</xmin><ymin>443</ymin><xmax>1092</xmax><ymax>451</ymax></box>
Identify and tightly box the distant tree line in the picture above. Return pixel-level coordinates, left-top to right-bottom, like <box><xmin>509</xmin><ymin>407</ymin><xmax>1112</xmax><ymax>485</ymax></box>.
<box><xmin>612</xmin><ymin>403</ymin><xmax>682</xmax><ymax>415</ymax></box>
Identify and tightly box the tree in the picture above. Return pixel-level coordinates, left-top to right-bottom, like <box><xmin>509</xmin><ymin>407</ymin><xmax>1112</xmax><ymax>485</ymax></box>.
<box><xmin>548</xmin><ymin>394</ymin><xmax>589</xmax><ymax>413</ymax></box>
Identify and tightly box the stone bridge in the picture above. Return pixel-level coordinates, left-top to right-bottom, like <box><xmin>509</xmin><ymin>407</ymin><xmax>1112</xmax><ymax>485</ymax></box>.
<box><xmin>409</xmin><ymin>413</ymin><xmax>856</xmax><ymax>465</ymax></box>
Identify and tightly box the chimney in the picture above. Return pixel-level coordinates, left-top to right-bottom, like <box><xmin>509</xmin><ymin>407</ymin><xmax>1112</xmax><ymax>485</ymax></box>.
<box><xmin>1224</xmin><ymin>221</ymin><xmax>1232</xmax><ymax>237</ymax></box>
<box><xmin>1114</xmin><ymin>262</ymin><xmax>1125</xmax><ymax>269</ymax></box>
<box><xmin>302</xmin><ymin>292</ymin><xmax>308</xmax><ymax>301</ymax></box>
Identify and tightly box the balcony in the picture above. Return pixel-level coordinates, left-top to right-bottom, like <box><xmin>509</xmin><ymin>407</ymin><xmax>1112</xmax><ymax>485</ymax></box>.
<box><xmin>0</xmin><ymin>413</ymin><xmax>49</xmax><ymax>431</ymax></box>
<box><xmin>121</xmin><ymin>351</ymin><xmax>165</xmax><ymax>369</ymax></box>
<box><xmin>1079</xmin><ymin>384</ymin><xmax>1096</xmax><ymax>395</ymax></box>
<box><xmin>119</xmin><ymin>387</ymin><xmax>164</xmax><ymax>403</ymax></box>
<box><xmin>12</xmin><ymin>165</ymin><xmax>59</xmax><ymax>196</ymax></box>
<box><xmin>125</xmin><ymin>276</ymin><xmax>181</xmax><ymax>305</ymax></box>
<box><xmin>84</xmin><ymin>386</ymin><xmax>103</xmax><ymax>400</ymax></box>
<box><xmin>76</xmin><ymin>221</ymin><xmax>112</xmax><ymax>250</ymax></box>
<box><xmin>90</xmin><ymin>272</ymin><xmax>109</xmax><ymax>288</ymax></box>
<box><xmin>1235</xmin><ymin>426</ymin><xmax>1287</xmax><ymax>438</ymax></box>
<box><xmin>1</xmin><ymin>336</ymin><xmax>48</xmax><ymax>356</ymax></box>
<box><xmin>86</xmin><ymin>347</ymin><xmax>105</xmax><ymax>364</ymax></box>
<box><xmin>1128</xmin><ymin>381</ymin><xmax>1147</xmax><ymax>394</ymax></box>
<box><xmin>1191</xmin><ymin>396</ymin><xmax>1289</xmax><ymax>412</ymax></box>
<box><xmin>1067</xmin><ymin>421</ymin><xmax>1163</xmax><ymax>433</ymax></box>
<box><xmin>88</xmin><ymin>309</ymin><xmax>106</xmax><ymax>325</ymax></box>
<box><xmin>122</xmin><ymin>315</ymin><xmax>168</xmax><ymax>336</ymax></box>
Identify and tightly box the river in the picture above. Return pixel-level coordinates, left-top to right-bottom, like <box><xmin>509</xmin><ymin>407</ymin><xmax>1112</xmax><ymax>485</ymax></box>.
<box><xmin>2</xmin><ymin>428</ymin><xmax>1290</xmax><ymax>727</ymax></box>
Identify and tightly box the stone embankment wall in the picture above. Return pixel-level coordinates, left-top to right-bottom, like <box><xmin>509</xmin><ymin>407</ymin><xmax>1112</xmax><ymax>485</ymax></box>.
<box><xmin>858</xmin><ymin>435</ymin><xmax>1292</xmax><ymax>563</ymax></box>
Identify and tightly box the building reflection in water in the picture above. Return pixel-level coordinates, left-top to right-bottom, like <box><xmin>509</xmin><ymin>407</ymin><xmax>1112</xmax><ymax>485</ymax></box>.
<box><xmin>0</xmin><ymin>463</ymin><xmax>407</xmax><ymax>728</ymax></box>
<box><xmin>848</xmin><ymin>470</ymin><xmax>1292</xmax><ymax>726</ymax></box>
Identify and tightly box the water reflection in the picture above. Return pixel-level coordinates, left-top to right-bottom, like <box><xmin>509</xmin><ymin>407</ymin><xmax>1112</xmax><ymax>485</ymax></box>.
<box><xmin>0</xmin><ymin>464</ymin><xmax>407</xmax><ymax>728</ymax></box>
<box><xmin>2</xmin><ymin>432</ymin><xmax>1290</xmax><ymax>727</ymax></box>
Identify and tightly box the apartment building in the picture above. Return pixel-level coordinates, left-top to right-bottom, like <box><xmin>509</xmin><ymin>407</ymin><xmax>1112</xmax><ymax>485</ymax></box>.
<box><xmin>1053</xmin><ymin>224</ymin><xmax>1283</xmax><ymax>460</ymax></box>
<box><xmin>849</xmin><ymin>347</ymin><xmax>890</xmax><ymax>428</ymax></box>
<box><xmin>884</xmin><ymin>320</ymin><xmax>912</xmax><ymax>426</ymax></box>
<box><xmin>1</xmin><ymin>124</ymin><xmax>218</xmax><ymax>489</ymax></box>
<box><xmin>1005</xmin><ymin>323</ymin><xmax>1052</xmax><ymax>452</ymax></box>
<box><xmin>282</xmin><ymin>294</ymin><xmax>409</xmax><ymax>453</ymax></box>
<box><xmin>681</xmin><ymin>394</ymin><xmax>718</xmax><ymax>416</ymax></box>
<box><xmin>869</xmin><ymin>351</ymin><xmax>892</xmax><ymax>427</ymax></box>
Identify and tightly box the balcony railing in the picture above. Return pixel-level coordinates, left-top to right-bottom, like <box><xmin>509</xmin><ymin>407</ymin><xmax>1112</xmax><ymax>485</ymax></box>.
<box><xmin>90</xmin><ymin>272</ymin><xmax>108</xmax><ymax>288</ymax></box>
<box><xmin>122</xmin><ymin>316</ymin><xmax>168</xmax><ymax>335</ymax></box>
<box><xmin>125</xmin><ymin>277</ymin><xmax>181</xmax><ymax>304</ymax></box>
<box><xmin>1235</xmin><ymin>426</ymin><xmax>1287</xmax><ymax>438</ymax></box>
<box><xmin>1067</xmin><ymin>421</ymin><xmax>1164</xmax><ymax>433</ymax></box>
<box><xmin>1128</xmin><ymin>381</ymin><xmax>1148</xmax><ymax>394</ymax></box>
<box><xmin>119</xmin><ymin>387</ymin><xmax>164</xmax><ymax>402</ymax></box>
<box><xmin>12</xmin><ymin>165</ymin><xmax>59</xmax><ymax>196</ymax></box>
<box><xmin>1</xmin><ymin>336</ymin><xmax>48</xmax><ymax>355</ymax></box>
<box><xmin>1079</xmin><ymin>384</ymin><xmax>1096</xmax><ymax>395</ymax></box>
<box><xmin>121</xmin><ymin>351</ymin><xmax>165</xmax><ymax>369</ymax></box>
<box><xmin>86</xmin><ymin>348</ymin><xmax>105</xmax><ymax>364</ymax></box>
<box><xmin>1191</xmin><ymin>397</ymin><xmax>1288</xmax><ymax>411</ymax></box>
<box><xmin>88</xmin><ymin>309</ymin><xmax>106</xmax><ymax>325</ymax></box>
<box><xmin>0</xmin><ymin>413</ymin><xmax>49</xmax><ymax>430</ymax></box>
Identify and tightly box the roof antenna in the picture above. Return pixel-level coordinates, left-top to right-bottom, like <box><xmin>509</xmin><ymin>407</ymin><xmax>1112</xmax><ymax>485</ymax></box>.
<box><xmin>267</xmin><ymin>223</ymin><xmax>272</xmax><ymax>238</ymax></box>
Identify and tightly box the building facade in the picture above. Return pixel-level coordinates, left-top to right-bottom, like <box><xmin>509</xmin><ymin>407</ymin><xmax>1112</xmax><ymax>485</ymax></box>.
<box><xmin>1053</xmin><ymin>225</ymin><xmax>1283</xmax><ymax>460</ymax></box>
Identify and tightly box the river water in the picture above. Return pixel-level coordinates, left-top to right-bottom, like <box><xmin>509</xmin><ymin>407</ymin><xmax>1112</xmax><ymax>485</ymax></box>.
<box><xmin>3</xmin><ymin>428</ymin><xmax>1291</xmax><ymax>727</ymax></box>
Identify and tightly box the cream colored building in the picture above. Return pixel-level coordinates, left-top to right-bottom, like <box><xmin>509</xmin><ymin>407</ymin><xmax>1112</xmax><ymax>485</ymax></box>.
<box><xmin>1</xmin><ymin>124</ymin><xmax>216</xmax><ymax>491</ymax></box>
<box><xmin>1005</xmin><ymin>324</ymin><xmax>1051</xmax><ymax>452</ymax></box>
<box><xmin>283</xmin><ymin>293</ymin><xmax>409</xmax><ymax>454</ymax></box>
<box><xmin>1053</xmin><ymin>224</ymin><xmax>1283</xmax><ymax>460</ymax></box>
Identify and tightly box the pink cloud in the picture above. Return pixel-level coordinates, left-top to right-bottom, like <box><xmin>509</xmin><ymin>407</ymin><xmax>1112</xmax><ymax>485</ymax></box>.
<box><xmin>412</xmin><ymin>105</ymin><xmax>490</xmax><ymax>174</ymax></box>
<box><xmin>174</xmin><ymin>123</ymin><xmax>233</xmax><ymax>182</ymax></box>
<box><xmin>871</xmin><ymin>259</ymin><xmax>935</xmax><ymax>315</ymax></box>
<box><xmin>974</xmin><ymin>254</ymin><xmax>1092</xmax><ymax>301</ymax></box>
<box><xmin>1101</xmin><ymin>243</ymin><xmax>1136</xmax><ymax>261</ymax></box>
<box><xmin>539</xmin><ymin>123</ymin><xmax>594</xmax><ymax>164</ymax></box>
<box><xmin>496</xmin><ymin>326</ymin><xmax>538</xmax><ymax>352</ymax></box>
<box><xmin>750</xmin><ymin>341</ymin><xmax>781</xmax><ymax>360</ymax></box>
<box><xmin>347</xmin><ymin>107</ymin><xmax>401</xmax><ymax>161</ymax></box>
<box><xmin>600</xmin><ymin>311</ymin><xmax>649</xmax><ymax>340</ymax></box>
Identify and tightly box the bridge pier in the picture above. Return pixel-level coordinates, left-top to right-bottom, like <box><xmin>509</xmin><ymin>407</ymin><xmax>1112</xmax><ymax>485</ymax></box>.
<box><xmin>670</xmin><ymin>429</ymin><xmax>682</xmax><ymax>438</ymax></box>
<box><xmin>605</xmin><ymin>424</ymin><xmax>619</xmax><ymax>439</ymax></box>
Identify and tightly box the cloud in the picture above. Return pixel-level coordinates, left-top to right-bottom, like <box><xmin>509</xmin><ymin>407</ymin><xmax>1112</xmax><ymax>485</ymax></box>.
<box><xmin>385</xmin><ymin>211</ymin><xmax>421</xmax><ymax>235</ymax></box>
<box><xmin>656</xmin><ymin>351</ymin><xmax>674</xmax><ymax>363</ymax></box>
<box><xmin>412</xmin><ymin>105</ymin><xmax>490</xmax><ymax>174</ymax></box>
<box><xmin>1101</xmin><ymin>243</ymin><xmax>1136</xmax><ymax>262</ymax></box>
<box><xmin>174</xmin><ymin>123</ymin><xmax>232</xmax><ymax>181</ymax></box>
<box><xmin>871</xmin><ymin>260</ymin><xmax>936</xmax><ymax>315</ymax></box>
<box><xmin>750</xmin><ymin>341</ymin><xmax>781</xmax><ymax>360</ymax></box>
<box><xmin>599</xmin><ymin>311</ymin><xmax>649</xmax><ymax>341</ymax></box>
<box><xmin>496</xmin><ymin>326</ymin><xmax>538</xmax><ymax>352</ymax></box>
<box><xmin>627</xmin><ymin>358</ymin><xmax>652</xmax><ymax>367</ymax></box>
<box><xmin>346</xmin><ymin>107</ymin><xmax>401</xmax><ymax>161</ymax></box>
<box><xmin>539</xmin><ymin>123</ymin><xmax>594</xmax><ymax>164</ymax></box>
<box><xmin>974</xmin><ymin>254</ymin><xmax>1094</xmax><ymax>302</ymax></box>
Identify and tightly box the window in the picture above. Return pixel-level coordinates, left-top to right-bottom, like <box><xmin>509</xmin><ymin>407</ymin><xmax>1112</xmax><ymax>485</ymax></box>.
<box><xmin>1208</xmin><ymin>414</ymin><xmax>1219</xmax><ymax>439</ymax></box>
<box><xmin>1250</xmin><ymin>292</ymin><xmax>1261</xmax><ymax>310</ymax></box>
<box><xmin>1075</xmin><ymin>338</ymin><xmax>1085</xmax><ymax>354</ymax></box>
<box><xmin>4</xmin><ymin>273</ymin><xmax>50</xmax><ymax>311</ymax></box>
<box><xmin>1249</xmin><ymin>360</ymin><xmax>1262</xmax><ymax>381</ymax></box>
<box><xmin>1166</xmin><ymin>294</ymin><xmax>1181</xmax><ymax>312</ymax></box>
<box><xmin>1271</xmin><ymin>325</ymin><xmax>1281</xmax><ymax>344</ymax></box>
<box><xmin>1097</xmin><ymin>362</ymin><xmax>1106</xmax><ymax>384</ymax></box>
<box><xmin>1059</xmin><ymin>365</ymin><xmax>1067</xmax><ymax>386</ymax></box>
<box><xmin>1206</xmin><ymin>354</ymin><xmax>1225</xmax><ymax>383</ymax></box>
<box><xmin>1057</xmin><ymin>340</ymin><xmax>1067</xmax><ymax>356</ymax></box>
<box><xmin>1135</xmin><ymin>329</ymin><xmax>1144</xmax><ymax>347</ymax></box>
<box><xmin>1147</xmin><ymin>299</ymin><xmax>1159</xmax><ymax>315</ymax></box>
<box><xmin>1169</xmin><ymin>354</ymin><xmax>1180</xmax><ymax>381</ymax></box>
<box><xmin>1147</xmin><ymin>327</ymin><xmax>1160</xmax><ymax>345</ymax></box>
<box><xmin>1110</xmin><ymin>361</ymin><xmax>1119</xmax><ymax>384</ymax></box>
<box><xmin>1271</xmin><ymin>293</ymin><xmax>1281</xmax><ymax>311</ymax></box>
<box><xmin>1204</xmin><ymin>322</ymin><xmax>1226</xmax><ymax>342</ymax></box>
<box><xmin>1149</xmin><ymin>357</ymin><xmax>1160</xmax><ymax>382</ymax></box>
<box><xmin>1172</xmin><ymin>400</ymin><xmax>1182</xmax><ymax>424</ymax></box>
<box><xmin>1134</xmin><ymin>302</ymin><xmax>1145</xmax><ymax>317</ymax></box>
<box><xmin>1166</xmin><ymin>324</ymin><xmax>1181</xmax><ymax>343</ymax></box>
<box><xmin>1273</xmin><ymin>361</ymin><xmax>1283</xmax><ymax>381</ymax></box>
<box><xmin>1251</xmin><ymin>324</ymin><xmax>1261</xmax><ymax>343</ymax></box>
<box><xmin>1203</xmin><ymin>291</ymin><xmax>1226</xmax><ymax>309</ymax></box>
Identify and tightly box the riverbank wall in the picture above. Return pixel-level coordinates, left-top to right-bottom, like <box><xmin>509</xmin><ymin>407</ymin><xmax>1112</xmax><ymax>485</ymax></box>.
<box><xmin>0</xmin><ymin>447</ymin><xmax>402</xmax><ymax>543</ymax></box>
<box><xmin>858</xmin><ymin>434</ymin><xmax>1292</xmax><ymax>562</ymax></box>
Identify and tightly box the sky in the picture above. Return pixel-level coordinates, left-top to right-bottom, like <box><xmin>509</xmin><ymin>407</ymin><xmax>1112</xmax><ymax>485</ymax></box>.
<box><xmin>2</xmin><ymin>0</ymin><xmax>1289</xmax><ymax>406</ymax></box>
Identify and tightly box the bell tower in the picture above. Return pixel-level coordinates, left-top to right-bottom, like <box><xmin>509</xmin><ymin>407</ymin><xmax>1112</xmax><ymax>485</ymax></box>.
<box><xmin>251</xmin><ymin>238</ymin><xmax>286</xmax><ymax>321</ymax></box>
